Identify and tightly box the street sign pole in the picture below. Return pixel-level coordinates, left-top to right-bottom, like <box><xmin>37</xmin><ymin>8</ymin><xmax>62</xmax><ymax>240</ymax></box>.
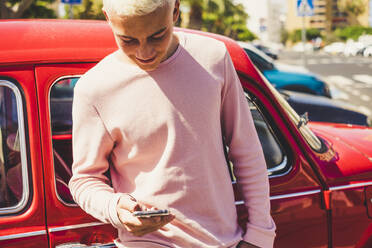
<box><xmin>297</xmin><ymin>0</ymin><xmax>314</xmax><ymax>67</ymax></box>
<box><xmin>302</xmin><ymin>15</ymin><xmax>306</xmax><ymax>66</ymax></box>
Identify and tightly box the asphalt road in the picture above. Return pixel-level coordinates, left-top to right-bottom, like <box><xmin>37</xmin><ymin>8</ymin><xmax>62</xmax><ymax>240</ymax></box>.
<box><xmin>277</xmin><ymin>51</ymin><xmax>372</xmax><ymax>117</ymax></box>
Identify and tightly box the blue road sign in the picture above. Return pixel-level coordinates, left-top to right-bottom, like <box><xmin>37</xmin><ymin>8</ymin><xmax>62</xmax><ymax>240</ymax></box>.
<box><xmin>297</xmin><ymin>0</ymin><xmax>314</xmax><ymax>16</ymax></box>
<box><xmin>61</xmin><ymin>0</ymin><xmax>82</xmax><ymax>4</ymax></box>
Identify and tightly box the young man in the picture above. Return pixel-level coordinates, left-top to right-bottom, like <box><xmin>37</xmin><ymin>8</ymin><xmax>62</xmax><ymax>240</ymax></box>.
<box><xmin>69</xmin><ymin>0</ymin><xmax>276</xmax><ymax>247</ymax></box>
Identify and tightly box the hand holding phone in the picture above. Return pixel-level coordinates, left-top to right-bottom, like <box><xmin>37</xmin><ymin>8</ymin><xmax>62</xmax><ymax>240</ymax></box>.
<box><xmin>116</xmin><ymin>194</ymin><xmax>175</xmax><ymax>236</ymax></box>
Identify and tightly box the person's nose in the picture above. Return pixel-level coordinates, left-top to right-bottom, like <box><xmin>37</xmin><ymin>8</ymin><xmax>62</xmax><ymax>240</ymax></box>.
<box><xmin>136</xmin><ymin>42</ymin><xmax>156</xmax><ymax>60</ymax></box>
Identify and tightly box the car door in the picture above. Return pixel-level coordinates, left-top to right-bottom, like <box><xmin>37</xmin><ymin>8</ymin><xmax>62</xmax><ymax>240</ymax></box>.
<box><xmin>0</xmin><ymin>66</ymin><xmax>48</xmax><ymax>247</ymax></box>
<box><xmin>35</xmin><ymin>64</ymin><xmax>117</xmax><ymax>248</ymax></box>
<box><xmin>234</xmin><ymin>74</ymin><xmax>330</xmax><ymax>247</ymax></box>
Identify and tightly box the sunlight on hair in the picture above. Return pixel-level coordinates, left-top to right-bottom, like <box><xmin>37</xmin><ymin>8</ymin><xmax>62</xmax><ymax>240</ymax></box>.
<box><xmin>103</xmin><ymin>0</ymin><xmax>173</xmax><ymax>17</ymax></box>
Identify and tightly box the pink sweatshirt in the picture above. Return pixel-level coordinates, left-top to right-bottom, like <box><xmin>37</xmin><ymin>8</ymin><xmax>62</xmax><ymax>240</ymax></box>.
<box><xmin>69</xmin><ymin>32</ymin><xmax>275</xmax><ymax>248</ymax></box>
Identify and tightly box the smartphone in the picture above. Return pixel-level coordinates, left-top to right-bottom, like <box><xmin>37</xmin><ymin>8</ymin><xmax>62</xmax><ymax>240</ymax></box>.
<box><xmin>132</xmin><ymin>209</ymin><xmax>170</xmax><ymax>218</ymax></box>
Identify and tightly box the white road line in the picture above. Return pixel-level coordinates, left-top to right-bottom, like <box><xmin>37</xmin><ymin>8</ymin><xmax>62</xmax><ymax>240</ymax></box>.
<box><xmin>326</xmin><ymin>75</ymin><xmax>355</xmax><ymax>86</ymax></box>
<box><xmin>307</xmin><ymin>59</ymin><xmax>317</xmax><ymax>65</ymax></box>
<box><xmin>350</xmin><ymin>89</ymin><xmax>360</xmax><ymax>96</ymax></box>
<box><xmin>332</xmin><ymin>58</ymin><xmax>343</xmax><ymax>64</ymax></box>
<box><xmin>369</xmin><ymin>64</ymin><xmax>372</xmax><ymax>69</ymax></box>
<box><xmin>358</xmin><ymin>106</ymin><xmax>372</xmax><ymax>116</ymax></box>
<box><xmin>329</xmin><ymin>86</ymin><xmax>350</xmax><ymax>100</ymax></box>
<box><xmin>361</xmin><ymin>95</ymin><xmax>371</xmax><ymax>102</ymax></box>
<box><xmin>353</xmin><ymin>74</ymin><xmax>372</xmax><ymax>85</ymax></box>
<box><xmin>320</xmin><ymin>58</ymin><xmax>331</xmax><ymax>64</ymax></box>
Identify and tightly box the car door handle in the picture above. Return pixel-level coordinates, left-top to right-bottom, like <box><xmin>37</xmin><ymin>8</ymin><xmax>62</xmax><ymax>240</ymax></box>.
<box><xmin>56</xmin><ymin>242</ymin><xmax>116</xmax><ymax>248</ymax></box>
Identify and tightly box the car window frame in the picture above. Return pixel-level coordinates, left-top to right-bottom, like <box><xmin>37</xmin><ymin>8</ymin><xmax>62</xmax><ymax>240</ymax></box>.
<box><xmin>244</xmin><ymin>92</ymin><xmax>292</xmax><ymax>178</ymax></box>
<box><xmin>48</xmin><ymin>75</ymin><xmax>80</xmax><ymax>207</ymax></box>
<box><xmin>0</xmin><ymin>79</ymin><xmax>30</xmax><ymax>215</ymax></box>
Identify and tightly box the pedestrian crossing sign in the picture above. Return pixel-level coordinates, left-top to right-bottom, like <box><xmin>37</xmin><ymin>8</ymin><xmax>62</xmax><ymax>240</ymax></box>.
<box><xmin>297</xmin><ymin>0</ymin><xmax>314</xmax><ymax>16</ymax></box>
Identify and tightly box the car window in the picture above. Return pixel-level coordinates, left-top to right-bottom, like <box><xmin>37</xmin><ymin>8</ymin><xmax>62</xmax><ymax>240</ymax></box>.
<box><xmin>246</xmin><ymin>94</ymin><xmax>288</xmax><ymax>177</ymax></box>
<box><xmin>0</xmin><ymin>80</ymin><xmax>29</xmax><ymax>214</ymax></box>
<box><xmin>50</xmin><ymin>77</ymin><xmax>77</xmax><ymax>205</ymax></box>
<box><xmin>244</xmin><ymin>48</ymin><xmax>274</xmax><ymax>72</ymax></box>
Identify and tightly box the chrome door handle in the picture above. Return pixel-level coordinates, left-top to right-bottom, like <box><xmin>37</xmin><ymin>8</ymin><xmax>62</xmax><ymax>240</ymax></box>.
<box><xmin>56</xmin><ymin>242</ymin><xmax>116</xmax><ymax>248</ymax></box>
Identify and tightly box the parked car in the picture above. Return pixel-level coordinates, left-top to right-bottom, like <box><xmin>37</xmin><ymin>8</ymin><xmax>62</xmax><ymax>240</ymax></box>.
<box><xmin>1</xmin><ymin>20</ymin><xmax>372</xmax><ymax>248</ymax></box>
<box><xmin>364</xmin><ymin>45</ymin><xmax>372</xmax><ymax>57</ymax></box>
<box><xmin>344</xmin><ymin>41</ymin><xmax>366</xmax><ymax>57</ymax></box>
<box><xmin>238</xmin><ymin>42</ymin><xmax>332</xmax><ymax>98</ymax></box>
<box><xmin>323</xmin><ymin>42</ymin><xmax>346</xmax><ymax>55</ymax></box>
<box><xmin>281</xmin><ymin>90</ymin><xmax>371</xmax><ymax>127</ymax></box>
<box><xmin>253</xmin><ymin>43</ymin><xmax>279</xmax><ymax>60</ymax></box>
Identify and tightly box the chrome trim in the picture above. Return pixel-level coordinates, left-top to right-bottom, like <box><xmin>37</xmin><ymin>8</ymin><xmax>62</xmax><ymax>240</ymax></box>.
<box><xmin>56</xmin><ymin>242</ymin><xmax>116</xmax><ymax>248</ymax></box>
<box><xmin>0</xmin><ymin>230</ymin><xmax>46</xmax><ymax>241</ymax></box>
<box><xmin>330</xmin><ymin>182</ymin><xmax>372</xmax><ymax>191</ymax></box>
<box><xmin>49</xmin><ymin>75</ymin><xmax>81</xmax><ymax>207</ymax></box>
<box><xmin>0</xmin><ymin>80</ymin><xmax>30</xmax><ymax>215</ymax></box>
<box><xmin>49</xmin><ymin>222</ymin><xmax>107</xmax><ymax>233</ymax></box>
<box><xmin>245</xmin><ymin>94</ymin><xmax>292</xmax><ymax>179</ymax></box>
<box><xmin>234</xmin><ymin>189</ymin><xmax>321</xmax><ymax>205</ymax></box>
<box><xmin>230</xmin><ymin>155</ymin><xmax>290</xmax><ymax>181</ymax></box>
<box><xmin>270</xmin><ymin>189</ymin><xmax>321</xmax><ymax>200</ymax></box>
<box><xmin>268</xmin><ymin>156</ymin><xmax>292</xmax><ymax>178</ymax></box>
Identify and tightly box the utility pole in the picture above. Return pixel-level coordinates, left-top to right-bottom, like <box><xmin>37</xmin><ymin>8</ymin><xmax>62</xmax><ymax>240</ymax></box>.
<box><xmin>297</xmin><ymin>0</ymin><xmax>314</xmax><ymax>67</ymax></box>
<box><xmin>302</xmin><ymin>15</ymin><xmax>307</xmax><ymax>66</ymax></box>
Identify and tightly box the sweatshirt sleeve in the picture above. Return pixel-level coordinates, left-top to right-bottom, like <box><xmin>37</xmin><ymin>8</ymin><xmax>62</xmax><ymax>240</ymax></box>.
<box><xmin>220</xmin><ymin>50</ymin><xmax>276</xmax><ymax>248</ymax></box>
<box><xmin>68</xmin><ymin>83</ymin><xmax>125</xmax><ymax>230</ymax></box>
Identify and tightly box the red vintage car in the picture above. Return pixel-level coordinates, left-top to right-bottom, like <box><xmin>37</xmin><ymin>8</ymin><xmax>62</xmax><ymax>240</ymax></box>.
<box><xmin>0</xmin><ymin>19</ymin><xmax>371</xmax><ymax>248</ymax></box>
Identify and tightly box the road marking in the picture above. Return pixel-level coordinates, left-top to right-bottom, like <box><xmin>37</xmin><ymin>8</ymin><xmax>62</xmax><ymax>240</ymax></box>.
<box><xmin>353</xmin><ymin>74</ymin><xmax>372</xmax><ymax>85</ymax></box>
<box><xmin>330</xmin><ymin>86</ymin><xmax>350</xmax><ymax>100</ymax></box>
<box><xmin>332</xmin><ymin>58</ymin><xmax>343</xmax><ymax>64</ymax></box>
<box><xmin>326</xmin><ymin>75</ymin><xmax>355</xmax><ymax>86</ymax></box>
<box><xmin>307</xmin><ymin>59</ymin><xmax>317</xmax><ymax>65</ymax></box>
<box><xmin>361</xmin><ymin>95</ymin><xmax>371</xmax><ymax>102</ymax></box>
<box><xmin>351</xmin><ymin>89</ymin><xmax>360</xmax><ymax>96</ymax></box>
<box><xmin>369</xmin><ymin>64</ymin><xmax>372</xmax><ymax>69</ymax></box>
<box><xmin>358</xmin><ymin>106</ymin><xmax>372</xmax><ymax>116</ymax></box>
<box><xmin>320</xmin><ymin>58</ymin><xmax>331</xmax><ymax>64</ymax></box>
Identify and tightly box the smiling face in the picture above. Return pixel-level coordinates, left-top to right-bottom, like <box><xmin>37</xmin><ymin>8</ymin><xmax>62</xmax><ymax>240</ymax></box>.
<box><xmin>104</xmin><ymin>1</ymin><xmax>180</xmax><ymax>71</ymax></box>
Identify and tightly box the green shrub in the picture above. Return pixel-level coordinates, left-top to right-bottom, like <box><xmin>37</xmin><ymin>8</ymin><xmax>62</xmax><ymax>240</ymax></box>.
<box><xmin>334</xmin><ymin>26</ymin><xmax>372</xmax><ymax>41</ymax></box>
<box><xmin>289</xmin><ymin>28</ymin><xmax>322</xmax><ymax>43</ymax></box>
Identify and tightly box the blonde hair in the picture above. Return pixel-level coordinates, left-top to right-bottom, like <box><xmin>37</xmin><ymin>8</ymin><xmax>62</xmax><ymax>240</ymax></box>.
<box><xmin>103</xmin><ymin>0</ymin><xmax>173</xmax><ymax>17</ymax></box>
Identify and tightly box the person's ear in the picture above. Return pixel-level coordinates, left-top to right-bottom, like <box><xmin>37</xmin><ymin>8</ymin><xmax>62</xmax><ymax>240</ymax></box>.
<box><xmin>173</xmin><ymin>0</ymin><xmax>180</xmax><ymax>23</ymax></box>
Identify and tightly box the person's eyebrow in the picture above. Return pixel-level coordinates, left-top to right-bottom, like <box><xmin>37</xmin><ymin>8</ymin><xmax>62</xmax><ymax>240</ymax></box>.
<box><xmin>118</xmin><ymin>27</ymin><xmax>167</xmax><ymax>39</ymax></box>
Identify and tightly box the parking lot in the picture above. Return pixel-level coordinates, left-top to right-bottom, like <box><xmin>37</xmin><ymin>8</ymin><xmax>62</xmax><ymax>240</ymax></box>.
<box><xmin>278</xmin><ymin>51</ymin><xmax>372</xmax><ymax>116</ymax></box>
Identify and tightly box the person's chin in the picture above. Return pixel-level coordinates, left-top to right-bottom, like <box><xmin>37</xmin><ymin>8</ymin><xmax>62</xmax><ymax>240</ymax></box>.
<box><xmin>135</xmin><ymin>58</ymin><xmax>160</xmax><ymax>71</ymax></box>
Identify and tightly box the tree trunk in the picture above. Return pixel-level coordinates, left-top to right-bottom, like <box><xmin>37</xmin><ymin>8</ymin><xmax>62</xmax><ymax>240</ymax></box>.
<box><xmin>0</xmin><ymin>0</ymin><xmax>34</xmax><ymax>19</ymax></box>
<box><xmin>188</xmin><ymin>2</ymin><xmax>203</xmax><ymax>30</ymax></box>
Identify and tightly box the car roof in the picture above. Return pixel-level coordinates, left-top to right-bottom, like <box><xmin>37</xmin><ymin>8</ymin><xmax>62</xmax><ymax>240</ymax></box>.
<box><xmin>237</xmin><ymin>41</ymin><xmax>275</xmax><ymax>64</ymax></box>
<box><xmin>0</xmin><ymin>19</ymin><xmax>261</xmax><ymax>80</ymax></box>
<box><xmin>0</xmin><ymin>19</ymin><xmax>117</xmax><ymax>65</ymax></box>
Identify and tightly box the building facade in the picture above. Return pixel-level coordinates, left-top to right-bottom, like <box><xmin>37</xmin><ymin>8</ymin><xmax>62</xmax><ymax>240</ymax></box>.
<box><xmin>286</xmin><ymin>0</ymin><xmax>370</xmax><ymax>34</ymax></box>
